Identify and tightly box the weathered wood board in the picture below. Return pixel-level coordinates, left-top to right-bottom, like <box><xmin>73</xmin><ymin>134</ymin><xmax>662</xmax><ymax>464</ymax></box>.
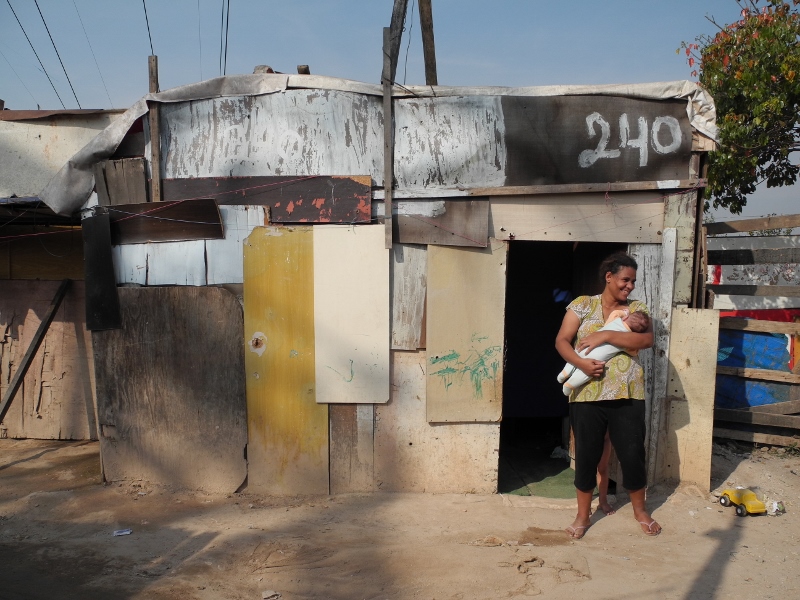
<box><xmin>390</xmin><ymin>243</ymin><xmax>426</xmax><ymax>350</ymax></box>
<box><xmin>104</xmin><ymin>158</ymin><xmax>148</xmax><ymax>206</ymax></box>
<box><xmin>162</xmin><ymin>175</ymin><xmax>371</xmax><ymax>223</ymax></box>
<box><xmin>314</xmin><ymin>225</ymin><xmax>390</xmax><ymax>404</ymax></box>
<box><xmin>329</xmin><ymin>403</ymin><xmax>375</xmax><ymax>493</ymax></box>
<box><xmin>108</xmin><ymin>198</ymin><xmax>223</xmax><ymax>245</ymax></box>
<box><xmin>489</xmin><ymin>192</ymin><xmax>664</xmax><ymax>243</ymax></box>
<box><xmin>426</xmin><ymin>241</ymin><xmax>507</xmax><ymax>422</ymax></box>
<box><xmin>711</xmin><ymin>295</ymin><xmax>800</xmax><ymax>311</ymax></box>
<box><xmin>0</xmin><ymin>281</ymin><xmax>96</xmax><ymax>440</ymax></box>
<box><xmin>0</xmin><ymin>225</ymin><xmax>84</xmax><ymax>280</ymax></box>
<box><xmin>82</xmin><ymin>213</ymin><xmax>121</xmax><ymax>331</ymax></box>
<box><xmin>391</xmin><ymin>199</ymin><xmax>489</xmax><ymax>247</ymax></box>
<box><xmin>663</xmin><ymin>191</ymin><xmax>697</xmax><ymax>305</ymax></box>
<box><xmin>92</xmin><ymin>287</ymin><xmax>247</xmax><ymax>492</ymax></box>
<box><xmin>243</xmin><ymin>227</ymin><xmax>329</xmax><ymax>494</ymax></box>
<box><xmin>659</xmin><ymin>308</ymin><xmax>719</xmax><ymax>489</ymax></box>
<box><xmin>375</xmin><ymin>350</ymin><xmax>501</xmax><ymax>492</ymax></box>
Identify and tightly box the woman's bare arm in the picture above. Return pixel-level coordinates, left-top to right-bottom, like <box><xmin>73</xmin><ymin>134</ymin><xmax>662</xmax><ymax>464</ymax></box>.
<box><xmin>577</xmin><ymin>324</ymin><xmax>654</xmax><ymax>354</ymax></box>
<box><xmin>555</xmin><ymin>309</ymin><xmax>606</xmax><ymax>379</ymax></box>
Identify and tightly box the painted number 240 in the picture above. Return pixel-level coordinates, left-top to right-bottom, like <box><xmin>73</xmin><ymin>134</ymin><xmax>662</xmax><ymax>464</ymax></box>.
<box><xmin>578</xmin><ymin>112</ymin><xmax>682</xmax><ymax>168</ymax></box>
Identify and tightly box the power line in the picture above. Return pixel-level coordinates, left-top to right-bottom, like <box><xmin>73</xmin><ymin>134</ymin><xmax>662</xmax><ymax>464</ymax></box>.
<box><xmin>5</xmin><ymin>0</ymin><xmax>66</xmax><ymax>109</ymax></box>
<box><xmin>142</xmin><ymin>0</ymin><xmax>155</xmax><ymax>55</ymax></box>
<box><xmin>0</xmin><ymin>47</ymin><xmax>39</xmax><ymax>107</ymax></box>
<box><xmin>72</xmin><ymin>0</ymin><xmax>113</xmax><ymax>108</ymax></box>
<box><xmin>33</xmin><ymin>0</ymin><xmax>81</xmax><ymax>108</ymax></box>
<box><xmin>223</xmin><ymin>0</ymin><xmax>231</xmax><ymax>75</ymax></box>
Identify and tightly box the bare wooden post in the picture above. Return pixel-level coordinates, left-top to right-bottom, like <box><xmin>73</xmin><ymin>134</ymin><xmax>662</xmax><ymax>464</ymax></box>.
<box><xmin>148</xmin><ymin>55</ymin><xmax>162</xmax><ymax>202</ymax></box>
<box><xmin>382</xmin><ymin>27</ymin><xmax>394</xmax><ymax>249</ymax></box>
<box><xmin>418</xmin><ymin>0</ymin><xmax>438</xmax><ymax>85</ymax></box>
<box><xmin>388</xmin><ymin>0</ymin><xmax>410</xmax><ymax>82</ymax></box>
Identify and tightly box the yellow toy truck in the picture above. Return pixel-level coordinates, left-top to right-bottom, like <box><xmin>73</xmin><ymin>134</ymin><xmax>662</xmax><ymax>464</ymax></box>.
<box><xmin>718</xmin><ymin>488</ymin><xmax>767</xmax><ymax>517</ymax></box>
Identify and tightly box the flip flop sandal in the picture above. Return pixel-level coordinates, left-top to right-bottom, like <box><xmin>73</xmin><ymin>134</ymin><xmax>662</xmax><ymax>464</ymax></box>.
<box><xmin>565</xmin><ymin>525</ymin><xmax>588</xmax><ymax>539</ymax></box>
<box><xmin>639</xmin><ymin>520</ymin><xmax>661</xmax><ymax>536</ymax></box>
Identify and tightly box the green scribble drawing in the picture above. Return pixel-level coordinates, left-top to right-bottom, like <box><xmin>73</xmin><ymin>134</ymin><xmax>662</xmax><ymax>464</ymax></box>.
<box><xmin>430</xmin><ymin>351</ymin><xmax>460</xmax><ymax>364</ymax></box>
<box><xmin>429</xmin><ymin>335</ymin><xmax>502</xmax><ymax>398</ymax></box>
<box><xmin>327</xmin><ymin>359</ymin><xmax>355</xmax><ymax>382</ymax></box>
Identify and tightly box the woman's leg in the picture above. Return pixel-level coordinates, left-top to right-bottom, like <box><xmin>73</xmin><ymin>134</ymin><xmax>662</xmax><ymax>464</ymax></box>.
<box><xmin>596</xmin><ymin>432</ymin><xmax>616</xmax><ymax>515</ymax></box>
<box><xmin>567</xmin><ymin>402</ymin><xmax>608</xmax><ymax>538</ymax></box>
<box><xmin>606</xmin><ymin>399</ymin><xmax>661</xmax><ymax>535</ymax></box>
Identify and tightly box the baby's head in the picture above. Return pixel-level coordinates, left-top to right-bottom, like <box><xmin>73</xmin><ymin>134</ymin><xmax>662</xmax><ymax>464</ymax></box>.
<box><xmin>623</xmin><ymin>311</ymin><xmax>650</xmax><ymax>333</ymax></box>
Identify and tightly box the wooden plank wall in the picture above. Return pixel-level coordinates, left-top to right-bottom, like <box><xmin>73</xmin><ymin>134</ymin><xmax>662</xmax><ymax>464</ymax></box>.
<box><xmin>104</xmin><ymin>158</ymin><xmax>148</xmax><ymax>205</ymax></box>
<box><xmin>92</xmin><ymin>287</ymin><xmax>247</xmax><ymax>492</ymax></box>
<box><xmin>426</xmin><ymin>241</ymin><xmax>507</xmax><ymax>423</ymax></box>
<box><xmin>663</xmin><ymin>191</ymin><xmax>697</xmax><ymax>304</ymax></box>
<box><xmin>0</xmin><ymin>281</ymin><xmax>96</xmax><ymax>440</ymax></box>
<box><xmin>659</xmin><ymin>308</ymin><xmax>719</xmax><ymax>488</ymax></box>
<box><xmin>243</xmin><ymin>227</ymin><xmax>329</xmax><ymax>494</ymax></box>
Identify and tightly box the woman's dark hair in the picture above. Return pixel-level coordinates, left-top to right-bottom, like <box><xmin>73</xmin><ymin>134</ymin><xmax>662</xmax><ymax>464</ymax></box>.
<box><xmin>599</xmin><ymin>252</ymin><xmax>638</xmax><ymax>280</ymax></box>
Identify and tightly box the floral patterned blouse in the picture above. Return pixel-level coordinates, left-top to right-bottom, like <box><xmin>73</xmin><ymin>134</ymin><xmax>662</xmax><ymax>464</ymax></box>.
<box><xmin>566</xmin><ymin>295</ymin><xmax>649</xmax><ymax>403</ymax></box>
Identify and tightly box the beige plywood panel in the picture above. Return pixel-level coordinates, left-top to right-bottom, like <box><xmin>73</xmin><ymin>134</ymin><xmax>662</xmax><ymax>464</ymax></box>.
<box><xmin>391</xmin><ymin>243</ymin><xmax>427</xmax><ymax>350</ymax></box>
<box><xmin>375</xmin><ymin>351</ymin><xmax>500</xmax><ymax>493</ymax></box>
<box><xmin>0</xmin><ymin>281</ymin><xmax>95</xmax><ymax>440</ymax></box>
<box><xmin>489</xmin><ymin>192</ymin><xmax>664</xmax><ymax>243</ymax></box>
<box><xmin>314</xmin><ymin>225</ymin><xmax>390</xmax><ymax>404</ymax></box>
<box><xmin>244</xmin><ymin>226</ymin><xmax>329</xmax><ymax>494</ymax></box>
<box><xmin>659</xmin><ymin>308</ymin><xmax>719</xmax><ymax>489</ymax></box>
<box><xmin>426</xmin><ymin>241</ymin><xmax>507</xmax><ymax>423</ymax></box>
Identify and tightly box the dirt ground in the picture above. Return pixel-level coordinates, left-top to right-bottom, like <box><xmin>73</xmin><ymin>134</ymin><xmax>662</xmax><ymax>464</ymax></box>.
<box><xmin>1</xmin><ymin>439</ymin><xmax>799</xmax><ymax>599</ymax></box>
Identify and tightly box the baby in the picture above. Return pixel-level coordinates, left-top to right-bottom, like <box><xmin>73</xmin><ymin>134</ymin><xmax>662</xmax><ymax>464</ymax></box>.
<box><xmin>557</xmin><ymin>310</ymin><xmax>650</xmax><ymax>396</ymax></box>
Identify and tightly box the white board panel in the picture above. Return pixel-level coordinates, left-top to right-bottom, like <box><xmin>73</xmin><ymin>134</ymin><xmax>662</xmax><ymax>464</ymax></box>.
<box><xmin>206</xmin><ymin>205</ymin><xmax>267</xmax><ymax>285</ymax></box>
<box><xmin>314</xmin><ymin>225</ymin><xmax>390</xmax><ymax>404</ymax></box>
<box><xmin>113</xmin><ymin>243</ymin><xmax>147</xmax><ymax>285</ymax></box>
<box><xmin>709</xmin><ymin>265</ymin><xmax>800</xmax><ymax>286</ymax></box>
<box><xmin>146</xmin><ymin>240</ymin><xmax>207</xmax><ymax>286</ymax></box>
<box><xmin>489</xmin><ymin>192</ymin><xmax>664</xmax><ymax>243</ymax></box>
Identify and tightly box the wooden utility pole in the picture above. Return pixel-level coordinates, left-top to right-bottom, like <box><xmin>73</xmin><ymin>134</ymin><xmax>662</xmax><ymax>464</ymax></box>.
<box><xmin>148</xmin><ymin>55</ymin><xmax>162</xmax><ymax>202</ymax></box>
<box><xmin>418</xmin><ymin>0</ymin><xmax>438</xmax><ymax>85</ymax></box>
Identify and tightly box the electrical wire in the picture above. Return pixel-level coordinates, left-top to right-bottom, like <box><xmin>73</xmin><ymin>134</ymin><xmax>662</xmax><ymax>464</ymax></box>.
<box><xmin>197</xmin><ymin>0</ymin><xmax>203</xmax><ymax>80</ymax></box>
<box><xmin>5</xmin><ymin>0</ymin><xmax>66</xmax><ymax>109</ymax></box>
<box><xmin>142</xmin><ymin>0</ymin><xmax>155</xmax><ymax>55</ymax></box>
<box><xmin>72</xmin><ymin>0</ymin><xmax>113</xmax><ymax>108</ymax></box>
<box><xmin>0</xmin><ymin>47</ymin><xmax>39</xmax><ymax>107</ymax></box>
<box><xmin>223</xmin><ymin>0</ymin><xmax>231</xmax><ymax>75</ymax></box>
<box><xmin>33</xmin><ymin>0</ymin><xmax>81</xmax><ymax>108</ymax></box>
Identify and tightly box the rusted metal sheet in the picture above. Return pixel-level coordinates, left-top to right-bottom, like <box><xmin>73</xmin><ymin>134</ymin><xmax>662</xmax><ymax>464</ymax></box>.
<box><xmin>162</xmin><ymin>175</ymin><xmax>371</xmax><ymax>223</ymax></box>
<box><xmin>243</xmin><ymin>226</ymin><xmax>328</xmax><ymax>494</ymax></box>
<box><xmin>106</xmin><ymin>198</ymin><xmax>223</xmax><ymax>245</ymax></box>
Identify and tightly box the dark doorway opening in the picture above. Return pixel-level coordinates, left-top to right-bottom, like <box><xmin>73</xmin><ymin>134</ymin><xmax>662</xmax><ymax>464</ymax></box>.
<box><xmin>498</xmin><ymin>240</ymin><xmax>626</xmax><ymax>496</ymax></box>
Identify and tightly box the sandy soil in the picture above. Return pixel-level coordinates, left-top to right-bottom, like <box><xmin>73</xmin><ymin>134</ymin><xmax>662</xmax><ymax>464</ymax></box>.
<box><xmin>1</xmin><ymin>439</ymin><xmax>799</xmax><ymax>599</ymax></box>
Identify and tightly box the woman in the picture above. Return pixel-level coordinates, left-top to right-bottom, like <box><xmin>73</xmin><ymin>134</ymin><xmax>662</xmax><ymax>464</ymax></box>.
<box><xmin>554</xmin><ymin>252</ymin><xmax>661</xmax><ymax>539</ymax></box>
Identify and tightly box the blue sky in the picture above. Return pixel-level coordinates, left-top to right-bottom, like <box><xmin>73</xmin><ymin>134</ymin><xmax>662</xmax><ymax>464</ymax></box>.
<box><xmin>1</xmin><ymin>0</ymin><xmax>793</xmax><ymax>218</ymax></box>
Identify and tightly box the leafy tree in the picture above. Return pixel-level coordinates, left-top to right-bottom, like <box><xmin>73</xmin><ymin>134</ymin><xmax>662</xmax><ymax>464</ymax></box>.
<box><xmin>684</xmin><ymin>0</ymin><xmax>800</xmax><ymax>213</ymax></box>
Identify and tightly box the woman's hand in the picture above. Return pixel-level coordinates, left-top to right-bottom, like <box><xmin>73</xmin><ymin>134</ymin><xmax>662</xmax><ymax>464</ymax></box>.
<box><xmin>578</xmin><ymin>358</ymin><xmax>606</xmax><ymax>379</ymax></box>
<box><xmin>576</xmin><ymin>330</ymin><xmax>608</xmax><ymax>354</ymax></box>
